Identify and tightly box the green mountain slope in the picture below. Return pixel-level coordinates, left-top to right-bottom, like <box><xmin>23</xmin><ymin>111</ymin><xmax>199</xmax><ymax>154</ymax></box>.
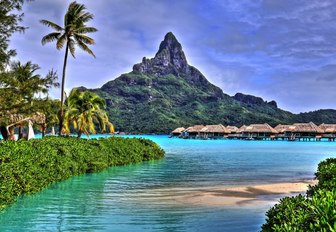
<box><xmin>82</xmin><ymin>32</ymin><xmax>336</xmax><ymax>133</ymax></box>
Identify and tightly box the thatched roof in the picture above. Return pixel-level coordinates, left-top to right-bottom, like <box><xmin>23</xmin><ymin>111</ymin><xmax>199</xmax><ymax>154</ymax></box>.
<box><xmin>226</xmin><ymin>126</ymin><xmax>239</xmax><ymax>133</ymax></box>
<box><xmin>185</xmin><ymin>125</ymin><xmax>205</xmax><ymax>133</ymax></box>
<box><xmin>200</xmin><ymin>124</ymin><xmax>229</xmax><ymax>133</ymax></box>
<box><xmin>319</xmin><ymin>123</ymin><xmax>336</xmax><ymax>133</ymax></box>
<box><xmin>285</xmin><ymin>122</ymin><xmax>323</xmax><ymax>133</ymax></box>
<box><xmin>171</xmin><ymin>127</ymin><xmax>185</xmax><ymax>133</ymax></box>
<box><xmin>244</xmin><ymin>123</ymin><xmax>278</xmax><ymax>133</ymax></box>
<box><xmin>274</xmin><ymin>124</ymin><xmax>293</xmax><ymax>133</ymax></box>
<box><xmin>237</xmin><ymin>125</ymin><xmax>247</xmax><ymax>133</ymax></box>
<box><xmin>8</xmin><ymin>112</ymin><xmax>46</xmax><ymax>126</ymax></box>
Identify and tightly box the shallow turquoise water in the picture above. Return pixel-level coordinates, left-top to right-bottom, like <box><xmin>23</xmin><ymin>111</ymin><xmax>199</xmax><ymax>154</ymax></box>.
<box><xmin>0</xmin><ymin>135</ymin><xmax>336</xmax><ymax>231</ymax></box>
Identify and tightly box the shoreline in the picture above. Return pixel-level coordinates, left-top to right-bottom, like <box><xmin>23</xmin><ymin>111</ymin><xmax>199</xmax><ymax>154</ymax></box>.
<box><xmin>133</xmin><ymin>179</ymin><xmax>317</xmax><ymax>207</ymax></box>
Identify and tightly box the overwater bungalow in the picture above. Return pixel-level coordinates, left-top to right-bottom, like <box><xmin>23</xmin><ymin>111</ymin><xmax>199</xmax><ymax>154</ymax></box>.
<box><xmin>183</xmin><ymin>125</ymin><xmax>205</xmax><ymax>139</ymax></box>
<box><xmin>274</xmin><ymin>124</ymin><xmax>294</xmax><ymax>140</ymax></box>
<box><xmin>241</xmin><ymin>123</ymin><xmax>278</xmax><ymax>140</ymax></box>
<box><xmin>199</xmin><ymin>124</ymin><xmax>229</xmax><ymax>139</ymax></box>
<box><xmin>226</xmin><ymin>126</ymin><xmax>239</xmax><ymax>133</ymax></box>
<box><xmin>170</xmin><ymin>127</ymin><xmax>185</xmax><ymax>137</ymax></box>
<box><xmin>319</xmin><ymin>123</ymin><xmax>336</xmax><ymax>141</ymax></box>
<box><xmin>226</xmin><ymin>125</ymin><xmax>239</xmax><ymax>139</ymax></box>
<box><xmin>237</xmin><ymin>125</ymin><xmax>247</xmax><ymax>132</ymax></box>
<box><xmin>284</xmin><ymin>122</ymin><xmax>323</xmax><ymax>141</ymax></box>
<box><xmin>171</xmin><ymin>122</ymin><xmax>336</xmax><ymax>142</ymax></box>
<box><xmin>235</xmin><ymin>125</ymin><xmax>247</xmax><ymax>139</ymax></box>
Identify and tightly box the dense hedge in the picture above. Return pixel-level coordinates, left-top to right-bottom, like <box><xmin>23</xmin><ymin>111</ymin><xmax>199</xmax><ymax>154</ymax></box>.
<box><xmin>0</xmin><ymin>136</ymin><xmax>165</xmax><ymax>210</ymax></box>
<box><xmin>262</xmin><ymin>158</ymin><xmax>336</xmax><ymax>231</ymax></box>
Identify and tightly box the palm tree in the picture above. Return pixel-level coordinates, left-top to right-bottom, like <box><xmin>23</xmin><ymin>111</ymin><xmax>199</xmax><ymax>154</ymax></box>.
<box><xmin>8</xmin><ymin>61</ymin><xmax>58</xmax><ymax>106</ymax></box>
<box><xmin>40</xmin><ymin>1</ymin><xmax>97</xmax><ymax>136</ymax></box>
<box><xmin>64</xmin><ymin>89</ymin><xmax>114</xmax><ymax>138</ymax></box>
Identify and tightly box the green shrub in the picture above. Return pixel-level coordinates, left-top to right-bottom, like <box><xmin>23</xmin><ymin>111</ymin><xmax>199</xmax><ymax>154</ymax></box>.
<box><xmin>307</xmin><ymin>158</ymin><xmax>336</xmax><ymax>195</ymax></box>
<box><xmin>262</xmin><ymin>158</ymin><xmax>336</xmax><ymax>231</ymax></box>
<box><xmin>0</xmin><ymin>136</ymin><xmax>164</xmax><ymax>210</ymax></box>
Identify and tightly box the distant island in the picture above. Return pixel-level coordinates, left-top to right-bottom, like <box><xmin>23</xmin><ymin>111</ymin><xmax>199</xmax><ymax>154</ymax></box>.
<box><xmin>79</xmin><ymin>32</ymin><xmax>336</xmax><ymax>134</ymax></box>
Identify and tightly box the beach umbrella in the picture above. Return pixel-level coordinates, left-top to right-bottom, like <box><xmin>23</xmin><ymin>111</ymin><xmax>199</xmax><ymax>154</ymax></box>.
<box><xmin>51</xmin><ymin>126</ymin><xmax>55</xmax><ymax>136</ymax></box>
<box><xmin>27</xmin><ymin>120</ymin><xmax>35</xmax><ymax>140</ymax></box>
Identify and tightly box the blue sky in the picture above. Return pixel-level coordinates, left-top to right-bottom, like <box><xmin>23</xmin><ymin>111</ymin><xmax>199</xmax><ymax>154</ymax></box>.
<box><xmin>10</xmin><ymin>0</ymin><xmax>336</xmax><ymax>113</ymax></box>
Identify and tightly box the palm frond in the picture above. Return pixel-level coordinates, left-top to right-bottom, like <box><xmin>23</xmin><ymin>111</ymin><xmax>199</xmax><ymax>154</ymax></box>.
<box><xmin>76</xmin><ymin>26</ymin><xmax>97</xmax><ymax>34</ymax></box>
<box><xmin>107</xmin><ymin>122</ymin><xmax>115</xmax><ymax>133</ymax></box>
<box><xmin>68</xmin><ymin>39</ymin><xmax>76</xmax><ymax>58</ymax></box>
<box><xmin>56</xmin><ymin>34</ymin><xmax>67</xmax><ymax>49</ymax></box>
<box><xmin>73</xmin><ymin>34</ymin><xmax>95</xmax><ymax>45</ymax></box>
<box><xmin>77</xmin><ymin>12</ymin><xmax>94</xmax><ymax>23</ymax></box>
<box><xmin>40</xmin><ymin>19</ymin><xmax>63</xmax><ymax>31</ymax></box>
<box><xmin>41</xmin><ymin>32</ymin><xmax>62</xmax><ymax>45</ymax></box>
<box><xmin>77</xmin><ymin>40</ymin><xmax>96</xmax><ymax>58</ymax></box>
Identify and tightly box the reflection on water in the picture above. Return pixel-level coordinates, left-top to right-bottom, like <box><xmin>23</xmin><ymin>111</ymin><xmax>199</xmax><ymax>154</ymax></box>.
<box><xmin>0</xmin><ymin>136</ymin><xmax>335</xmax><ymax>231</ymax></box>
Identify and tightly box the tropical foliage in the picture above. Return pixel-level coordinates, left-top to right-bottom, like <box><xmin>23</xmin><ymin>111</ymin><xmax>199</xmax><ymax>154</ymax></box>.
<box><xmin>261</xmin><ymin>158</ymin><xmax>336</xmax><ymax>231</ymax></box>
<box><xmin>90</xmin><ymin>70</ymin><xmax>336</xmax><ymax>134</ymax></box>
<box><xmin>40</xmin><ymin>1</ymin><xmax>97</xmax><ymax>135</ymax></box>
<box><xmin>0</xmin><ymin>0</ymin><xmax>25</xmax><ymax>71</ymax></box>
<box><xmin>64</xmin><ymin>89</ymin><xmax>114</xmax><ymax>138</ymax></box>
<box><xmin>0</xmin><ymin>61</ymin><xmax>58</xmax><ymax>112</ymax></box>
<box><xmin>0</xmin><ymin>61</ymin><xmax>59</xmax><ymax>139</ymax></box>
<box><xmin>33</xmin><ymin>98</ymin><xmax>61</xmax><ymax>137</ymax></box>
<box><xmin>90</xmin><ymin>72</ymin><xmax>296</xmax><ymax>133</ymax></box>
<box><xmin>0</xmin><ymin>136</ymin><xmax>165</xmax><ymax>210</ymax></box>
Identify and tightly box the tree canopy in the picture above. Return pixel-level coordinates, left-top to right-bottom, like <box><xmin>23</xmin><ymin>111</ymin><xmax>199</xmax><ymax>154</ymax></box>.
<box><xmin>64</xmin><ymin>89</ymin><xmax>114</xmax><ymax>138</ymax></box>
<box><xmin>0</xmin><ymin>0</ymin><xmax>26</xmax><ymax>71</ymax></box>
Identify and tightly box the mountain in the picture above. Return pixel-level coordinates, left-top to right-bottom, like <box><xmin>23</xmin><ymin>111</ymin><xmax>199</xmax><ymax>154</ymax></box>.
<box><xmin>82</xmin><ymin>32</ymin><xmax>336</xmax><ymax>133</ymax></box>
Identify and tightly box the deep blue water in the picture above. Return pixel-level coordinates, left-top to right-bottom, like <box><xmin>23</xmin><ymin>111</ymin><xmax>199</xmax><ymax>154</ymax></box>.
<box><xmin>0</xmin><ymin>135</ymin><xmax>335</xmax><ymax>231</ymax></box>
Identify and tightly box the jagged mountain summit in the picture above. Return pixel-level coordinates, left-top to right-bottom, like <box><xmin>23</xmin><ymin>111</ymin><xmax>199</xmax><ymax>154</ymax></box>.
<box><xmin>133</xmin><ymin>32</ymin><xmax>189</xmax><ymax>75</ymax></box>
<box><xmin>81</xmin><ymin>32</ymin><xmax>336</xmax><ymax>133</ymax></box>
<box><xmin>131</xmin><ymin>32</ymin><xmax>224</xmax><ymax>98</ymax></box>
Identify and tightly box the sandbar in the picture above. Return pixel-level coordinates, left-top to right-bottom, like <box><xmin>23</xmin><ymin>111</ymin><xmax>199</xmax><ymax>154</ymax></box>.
<box><xmin>132</xmin><ymin>180</ymin><xmax>316</xmax><ymax>207</ymax></box>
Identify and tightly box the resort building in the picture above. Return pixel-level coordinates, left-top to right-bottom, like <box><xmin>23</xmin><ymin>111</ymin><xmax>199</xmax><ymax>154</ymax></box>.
<box><xmin>226</xmin><ymin>125</ymin><xmax>239</xmax><ymax>139</ymax></box>
<box><xmin>226</xmin><ymin>125</ymin><xmax>239</xmax><ymax>133</ymax></box>
<box><xmin>274</xmin><ymin>124</ymin><xmax>295</xmax><ymax>140</ymax></box>
<box><xmin>5</xmin><ymin>112</ymin><xmax>46</xmax><ymax>140</ymax></box>
<box><xmin>283</xmin><ymin>122</ymin><xmax>323</xmax><ymax>141</ymax></box>
<box><xmin>199</xmin><ymin>124</ymin><xmax>230</xmax><ymax>139</ymax></box>
<box><xmin>170</xmin><ymin>127</ymin><xmax>185</xmax><ymax>137</ymax></box>
<box><xmin>171</xmin><ymin>122</ymin><xmax>336</xmax><ymax>141</ymax></box>
<box><xmin>237</xmin><ymin>125</ymin><xmax>247</xmax><ymax>133</ymax></box>
<box><xmin>319</xmin><ymin>124</ymin><xmax>336</xmax><ymax>141</ymax></box>
<box><xmin>240</xmin><ymin>123</ymin><xmax>278</xmax><ymax>140</ymax></box>
<box><xmin>183</xmin><ymin>125</ymin><xmax>205</xmax><ymax>139</ymax></box>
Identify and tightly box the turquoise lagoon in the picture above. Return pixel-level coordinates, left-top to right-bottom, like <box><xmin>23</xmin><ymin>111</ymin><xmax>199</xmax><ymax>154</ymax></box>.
<box><xmin>0</xmin><ymin>135</ymin><xmax>336</xmax><ymax>231</ymax></box>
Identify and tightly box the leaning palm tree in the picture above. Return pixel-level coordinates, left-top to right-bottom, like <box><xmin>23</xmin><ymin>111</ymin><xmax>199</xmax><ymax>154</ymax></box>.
<box><xmin>64</xmin><ymin>89</ymin><xmax>114</xmax><ymax>138</ymax></box>
<box><xmin>40</xmin><ymin>1</ymin><xmax>97</xmax><ymax>136</ymax></box>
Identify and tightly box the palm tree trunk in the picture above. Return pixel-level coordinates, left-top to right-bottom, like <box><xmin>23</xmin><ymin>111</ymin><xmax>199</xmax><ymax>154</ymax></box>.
<box><xmin>77</xmin><ymin>130</ymin><xmax>82</xmax><ymax>139</ymax></box>
<box><xmin>42</xmin><ymin>124</ymin><xmax>46</xmax><ymax>138</ymax></box>
<box><xmin>18</xmin><ymin>126</ymin><xmax>23</xmax><ymax>140</ymax></box>
<box><xmin>0</xmin><ymin>126</ymin><xmax>9</xmax><ymax>140</ymax></box>
<box><xmin>8</xmin><ymin>126</ymin><xmax>15</xmax><ymax>141</ymax></box>
<box><xmin>59</xmin><ymin>41</ymin><xmax>69</xmax><ymax>136</ymax></box>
